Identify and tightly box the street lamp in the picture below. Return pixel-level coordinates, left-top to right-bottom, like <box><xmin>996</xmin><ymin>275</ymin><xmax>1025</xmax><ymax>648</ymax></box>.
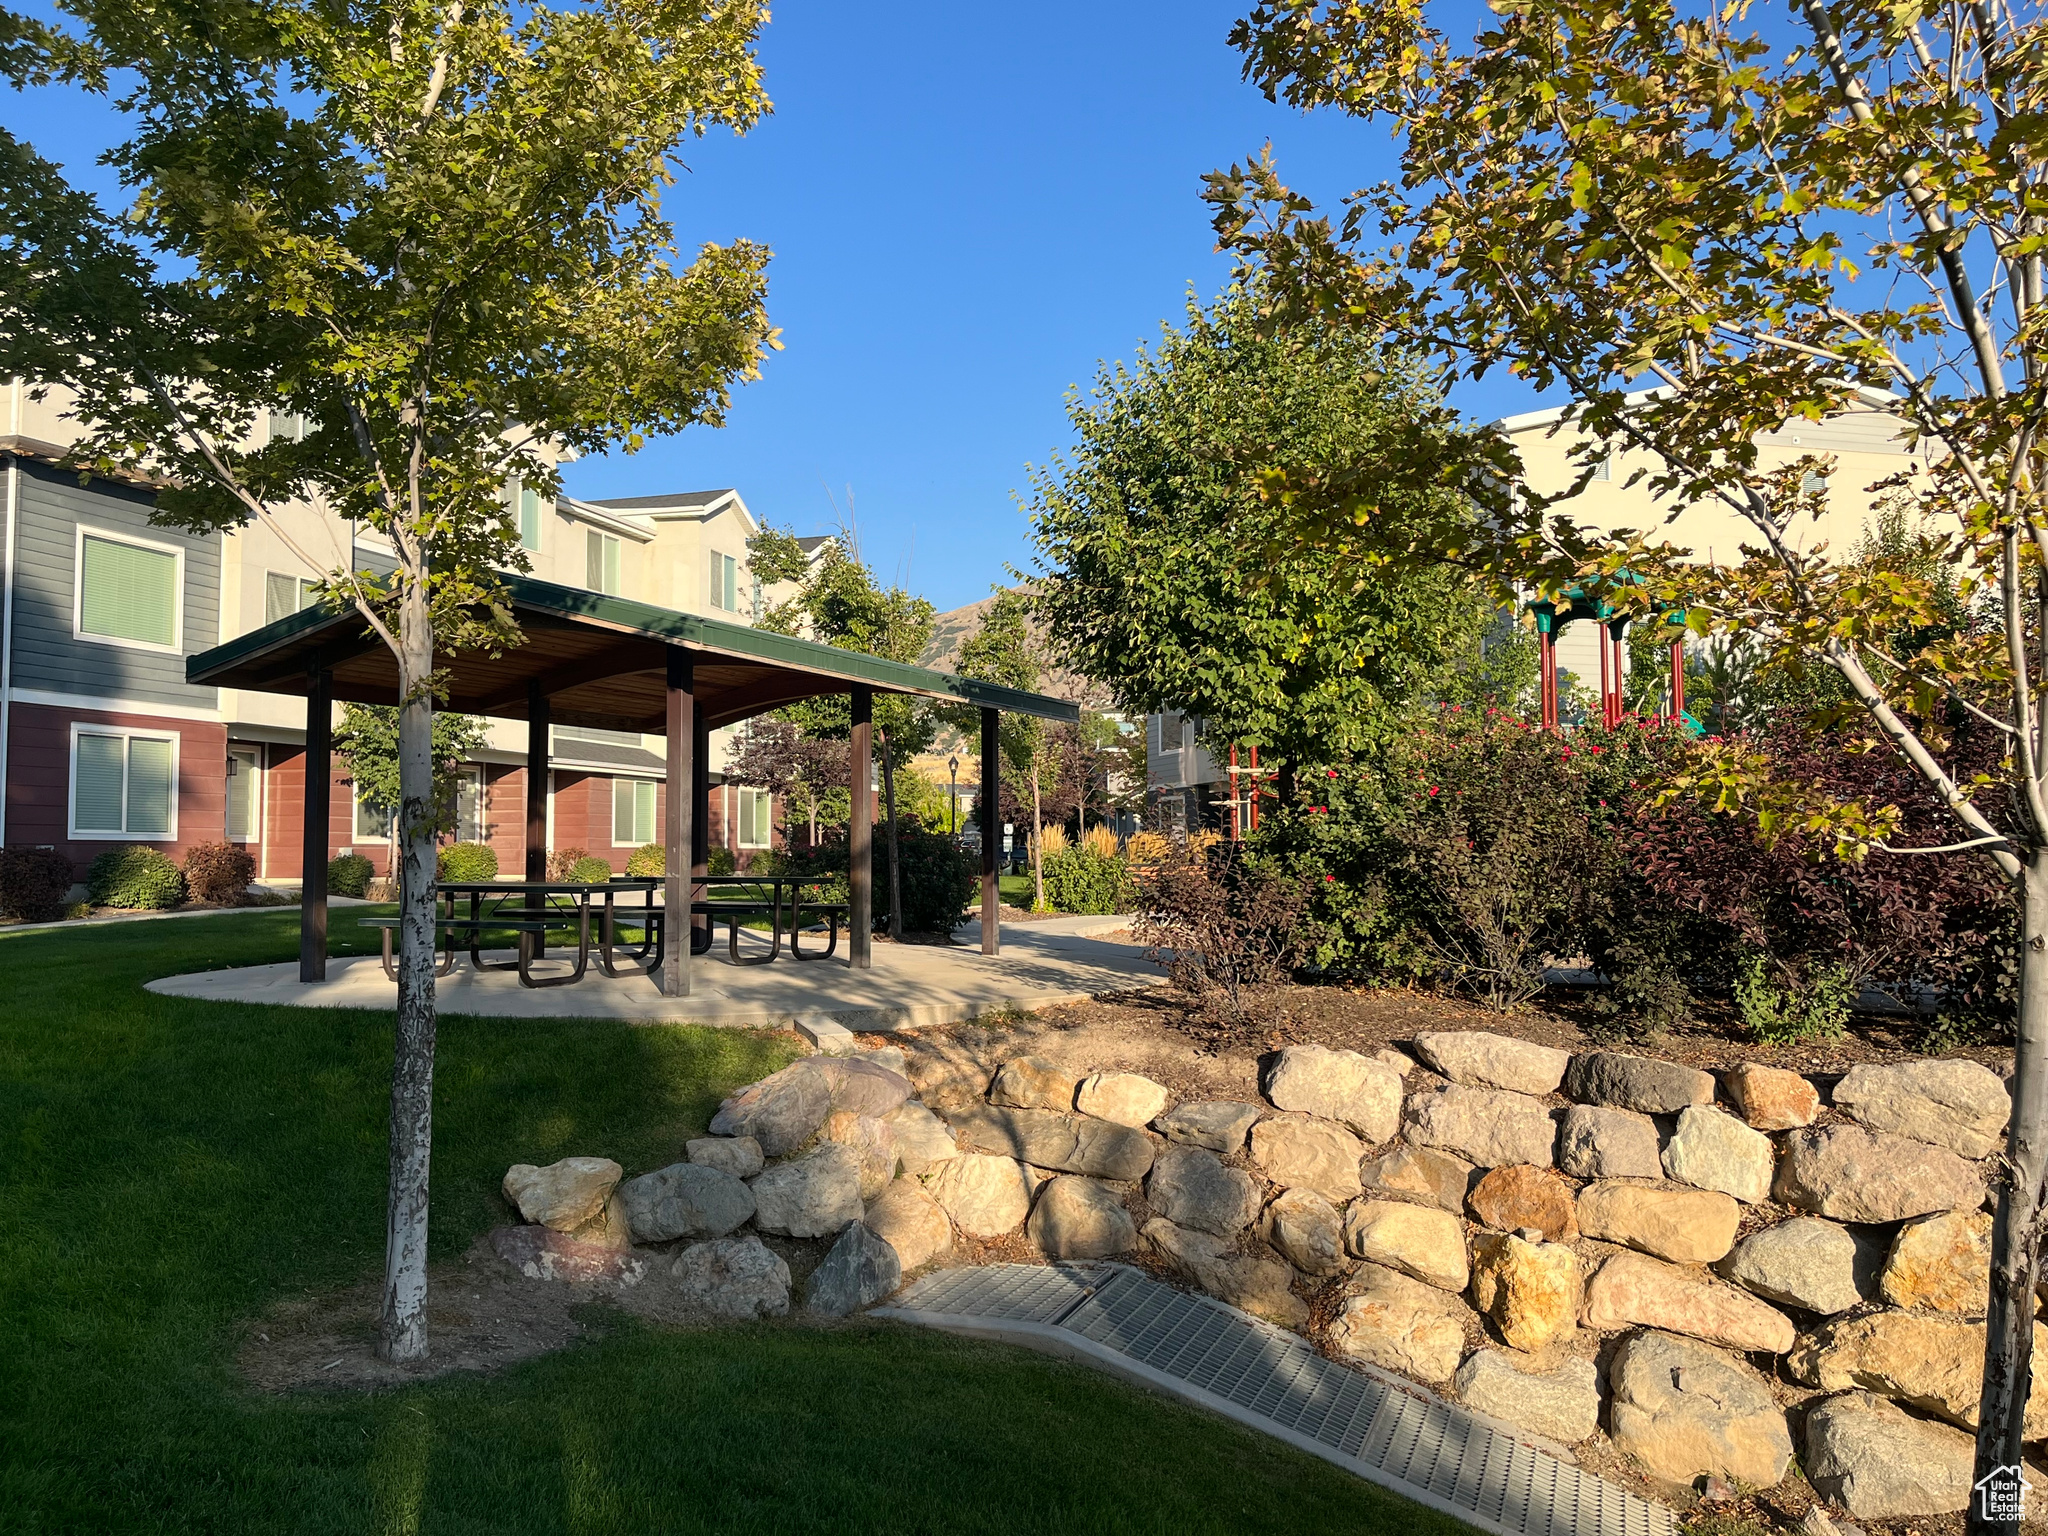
<box><xmin>948</xmin><ymin>755</ymin><xmax>960</xmax><ymax>834</ymax></box>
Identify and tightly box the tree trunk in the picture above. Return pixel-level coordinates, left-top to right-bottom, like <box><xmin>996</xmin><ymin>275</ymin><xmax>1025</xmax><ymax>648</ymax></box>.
<box><xmin>377</xmin><ymin>575</ymin><xmax>438</xmax><ymax>1364</ymax></box>
<box><xmin>1971</xmin><ymin>847</ymin><xmax>2048</xmax><ymax>1535</ymax></box>
<box><xmin>1030</xmin><ymin>766</ymin><xmax>1044</xmax><ymax>913</ymax></box>
<box><xmin>881</xmin><ymin>729</ymin><xmax>902</xmax><ymax>939</ymax></box>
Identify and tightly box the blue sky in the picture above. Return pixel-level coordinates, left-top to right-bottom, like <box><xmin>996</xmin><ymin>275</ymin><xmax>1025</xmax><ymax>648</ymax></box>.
<box><xmin>15</xmin><ymin>0</ymin><xmax>1551</xmax><ymax>610</ymax></box>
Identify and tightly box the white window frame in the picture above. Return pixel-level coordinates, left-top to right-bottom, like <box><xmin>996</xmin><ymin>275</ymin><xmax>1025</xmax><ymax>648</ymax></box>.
<box><xmin>264</xmin><ymin>570</ymin><xmax>321</xmax><ymax>626</ymax></box>
<box><xmin>354</xmin><ymin>781</ymin><xmax>394</xmax><ymax>840</ymax></box>
<box><xmin>67</xmin><ymin>722</ymin><xmax>180</xmax><ymax>841</ymax></box>
<box><xmin>736</xmin><ymin>786</ymin><xmax>772</xmax><ymax>848</ymax></box>
<box><xmin>612</xmin><ymin>776</ymin><xmax>657</xmax><ymax>847</ymax></box>
<box><xmin>73</xmin><ymin>524</ymin><xmax>186</xmax><ymax>654</ymax></box>
<box><xmin>451</xmin><ymin>765</ymin><xmax>486</xmax><ymax>843</ymax></box>
<box><xmin>587</xmin><ymin>530</ymin><xmax>621</xmax><ymax>595</ymax></box>
<box><xmin>226</xmin><ymin>744</ymin><xmax>263</xmax><ymax>843</ymax></box>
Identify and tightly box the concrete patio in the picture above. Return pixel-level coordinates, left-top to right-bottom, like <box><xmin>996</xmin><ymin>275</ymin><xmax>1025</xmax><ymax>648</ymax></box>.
<box><xmin>145</xmin><ymin>915</ymin><xmax>1160</xmax><ymax>1031</ymax></box>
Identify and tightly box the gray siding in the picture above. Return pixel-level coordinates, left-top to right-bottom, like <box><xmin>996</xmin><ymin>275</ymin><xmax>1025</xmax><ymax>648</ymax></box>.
<box><xmin>9</xmin><ymin>461</ymin><xmax>220</xmax><ymax>711</ymax></box>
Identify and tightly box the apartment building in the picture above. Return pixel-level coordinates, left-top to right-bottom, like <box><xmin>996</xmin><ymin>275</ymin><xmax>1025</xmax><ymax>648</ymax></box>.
<box><xmin>0</xmin><ymin>379</ymin><xmax>791</xmax><ymax>885</ymax></box>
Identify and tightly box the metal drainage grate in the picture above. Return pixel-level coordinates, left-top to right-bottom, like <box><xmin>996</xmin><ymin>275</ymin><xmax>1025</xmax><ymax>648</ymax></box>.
<box><xmin>879</xmin><ymin>1263</ymin><xmax>1675</xmax><ymax>1536</ymax></box>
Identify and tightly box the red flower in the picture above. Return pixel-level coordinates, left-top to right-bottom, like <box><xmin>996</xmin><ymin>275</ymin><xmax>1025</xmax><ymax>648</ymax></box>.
<box><xmin>1428</xmin><ymin>786</ymin><xmax>1440</xmax><ymax>796</ymax></box>
<box><xmin>1324</xmin><ymin>874</ymin><xmax>1335</xmax><ymax>883</ymax></box>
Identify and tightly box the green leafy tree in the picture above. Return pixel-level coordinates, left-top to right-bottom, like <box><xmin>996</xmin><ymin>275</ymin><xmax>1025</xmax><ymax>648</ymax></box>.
<box><xmin>0</xmin><ymin>0</ymin><xmax>775</xmax><ymax>1362</ymax></box>
<box><xmin>747</xmin><ymin>529</ymin><xmax>938</xmax><ymax>928</ymax></box>
<box><xmin>1211</xmin><ymin>0</ymin><xmax>2048</xmax><ymax>1500</ymax></box>
<box><xmin>1027</xmin><ymin>285</ymin><xmax>1506</xmax><ymax>781</ymax></box>
<box><xmin>953</xmin><ymin>588</ymin><xmax>1057</xmax><ymax>909</ymax></box>
<box><xmin>333</xmin><ymin>704</ymin><xmax>489</xmax><ymax>852</ymax></box>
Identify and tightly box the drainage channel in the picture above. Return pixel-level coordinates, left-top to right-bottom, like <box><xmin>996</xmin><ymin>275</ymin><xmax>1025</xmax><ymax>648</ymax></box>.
<box><xmin>874</xmin><ymin>1263</ymin><xmax>1676</xmax><ymax>1536</ymax></box>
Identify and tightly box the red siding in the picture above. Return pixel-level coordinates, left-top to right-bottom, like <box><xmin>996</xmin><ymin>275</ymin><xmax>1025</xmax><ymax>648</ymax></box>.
<box><xmin>4</xmin><ymin>702</ymin><xmax>228</xmax><ymax>882</ymax></box>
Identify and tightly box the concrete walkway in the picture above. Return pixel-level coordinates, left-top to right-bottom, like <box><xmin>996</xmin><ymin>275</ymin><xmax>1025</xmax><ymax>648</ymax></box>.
<box><xmin>143</xmin><ymin>918</ymin><xmax>1160</xmax><ymax>1030</ymax></box>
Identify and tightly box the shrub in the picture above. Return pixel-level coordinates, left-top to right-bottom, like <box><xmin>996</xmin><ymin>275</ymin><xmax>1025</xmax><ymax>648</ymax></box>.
<box><xmin>546</xmin><ymin>846</ymin><xmax>589</xmax><ymax>881</ymax></box>
<box><xmin>1080</xmin><ymin>825</ymin><xmax>1120</xmax><ymax>859</ymax></box>
<box><xmin>437</xmin><ymin>841</ymin><xmax>499</xmax><ymax>882</ymax></box>
<box><xmin>0</xmin><ymin>846</ymin><xmax>76</xmax><ymax>921</ymax></box>
<box><xmin>1124</xmin><ymin>830</ymin><xmax>1171</xmax><ymax>866</ymax></box>
<box><xmin>1038</xmin><ymin>823</ymin><xmax>1070</xmax><ymax>855</ymax></box>
<box><xmin>88</xmin><ymin>845</ymin><xmax>186</xmax><ymax>909</ymax></box>
<box><xmin>795</xmin><ymin>815</ymin><xmax>977</xmax><ymax>935</ymax></box>
<box><xmin>626</xmin><ymin>843</ymin><xmax>664</xmax><ymax>877</ymax></box>
<box><xmin>1734</xmin><ymin>949</ymin><xmax>1853</xmax><ymax>1043</ymax></box>
<box><xmin>1043</xmin><ymin>842</ymin><xmax>1134</xmax><ymax>914</ymax></box>
<box><xmin>568</xmin><ymin>855</ymin><xmax>614</xmax><ymax>883</ymax></box>
<box><xmin>183</xmin><ymin>840</ymin><xmax>255</xmax><ymax>904</ymax></box>
<box><xmin>1135</xmin><ymin>841</ymin><xmax>1306</xmax><ymax>1022</ymax></box>
<box><xmin>327</xmin><ymin>852</ymin><xmax>374</xmax><ymax>897</ymax></box>
<box><xmin>707</xmin><ymin>845</ymin><xmax>736</xmax><ymax>876</ymax></box>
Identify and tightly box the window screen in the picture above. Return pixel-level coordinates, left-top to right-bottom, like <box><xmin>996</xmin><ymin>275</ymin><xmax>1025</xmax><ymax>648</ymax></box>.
<box><xmin>708</xmin><ymin>552</ymin><xmax>737</xmax><ymax>611</ymax></box>
<box><xmin>73</xmin><ymin>733</ymin><xmax>127</xmax><ymax>833</ymax></box>
<box><xmin>738</xmin><ymin>787</ymin><xmax>771</xmax><ymax>847</ymax></box>
<box><xmin>519</xmin><ymin>485</ymin><xmax>544</xmax><ymax>551</ymax></box>
<box><xmin>80</xmin><ymin>534</ymin><xmax>178</xmax><ymax>648</ymax></box>
<box><xmin>72</xmin><ymin>730</ymin><xmax>175</xmax><ymax>837</ymax></box>
<box><xmin>264</xmin><ymin>572</ymin><xmax>319</xmax><ymax>625</ymax></box>
<box><xmin>613</xmin><ymin>777</ymin><xmax>655</xmax><ymax>844</ymax></box>
<box><xmin>587</xmin><ymin>531</ymin><xmax>620</xmax><ymax>594</ymax></box>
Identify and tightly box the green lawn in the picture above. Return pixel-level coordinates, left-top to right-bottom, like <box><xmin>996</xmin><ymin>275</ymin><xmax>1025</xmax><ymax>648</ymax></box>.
<box><xmin>0</xmin><ymin>910</ymin><xmax>1464</xmax><ymax>1534</ymax></box>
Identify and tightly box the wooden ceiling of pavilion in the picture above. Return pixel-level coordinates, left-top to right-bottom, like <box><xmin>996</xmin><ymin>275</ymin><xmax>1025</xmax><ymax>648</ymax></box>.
<box><xmin>186</xmin><ymin>572</ymin><xmax>1080</xmax><ymax>733</ymax></box>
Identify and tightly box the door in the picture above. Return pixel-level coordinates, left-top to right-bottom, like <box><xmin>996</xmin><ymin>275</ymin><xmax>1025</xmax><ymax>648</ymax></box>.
<box><xmin>226</xmin><ymin>746</ymin><xmax>261</xmax><ymax>842</ymax></box>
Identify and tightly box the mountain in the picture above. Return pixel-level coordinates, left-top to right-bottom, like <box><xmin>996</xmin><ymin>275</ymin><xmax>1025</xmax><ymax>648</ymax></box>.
<box><xmin>919</xmin><ymin>587</ymin><xmax>1114</xmax><ymax>711</ymax></box>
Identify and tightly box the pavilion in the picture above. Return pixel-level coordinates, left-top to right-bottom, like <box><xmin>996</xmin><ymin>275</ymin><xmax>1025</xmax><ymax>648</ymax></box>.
<box><xmin>185</xmin><ymin>573</ymin><xmax>1079</xmax><ymax>994</ymax></box>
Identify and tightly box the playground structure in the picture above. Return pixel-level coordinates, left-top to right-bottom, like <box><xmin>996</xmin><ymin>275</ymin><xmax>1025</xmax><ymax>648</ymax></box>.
<box><xmin>1534</xmin><ymin>586</ymin><xmax>1690</xmax><ymax>732</ymax></box>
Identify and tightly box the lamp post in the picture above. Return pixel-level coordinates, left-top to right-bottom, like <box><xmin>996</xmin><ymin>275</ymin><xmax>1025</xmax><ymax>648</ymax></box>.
<box><xmin>948</xmin><ymin>755</ymin><xmax>959</xmax><ymax>834</ymax></box>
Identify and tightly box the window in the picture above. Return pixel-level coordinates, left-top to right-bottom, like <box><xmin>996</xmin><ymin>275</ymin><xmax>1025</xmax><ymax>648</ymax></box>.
<box><xmin>1800</xmin><ymin>469</ymin><xmax>1828</xmax><ymax>495</ymax></box>
<box><xmin>518</xmin><ymin>484</ymin><xmax>544</xmax><ymax>552</ymax></box>
<box><xmin>453</xmin><ymin>767</ymin><xmax>485</xmax><ymax>843</ymax></box>
<box><xmin>736</xmin><ymin>787</ymin><xmax>772</xmax><ymax>848</ymax></box>
<box><xmin>70</xmin><ymin>726</ymin><xmax>177</xmax><ymax>840</ymax></box>
<box><xmin>612</xmin><ymin>777</ymin><xmax>656</xmax><ymax>845</ymax></box>
<box><xmin>708</xmin><ymin>551</ymin><xmax>738</xmax><ymax>612</ymax></box>
<box><xmin>355</xmin><ymin>782</ymin><xmax>393</xmax><ymax>840</ymax></box>
<box><xmin>76</xmin><ymin>528</ymin><xmax>181</xmax><ymax>651</ymax></box>
<box><xmin>587</xmin><ymin>530</ymin><xmax>621</xmax><ymax>594</ymax></box>
<box><xmin>226</xmin><ymin>747</ymin><xmax>261</xmax><ymax>841</ymax></box>
<box><xmin>266</xmin><ymin>410</ymin><xmax>306</xmax><ymax>443</ymax></box>
<box><xmin>1591</xmin><ymin>454</ymin><xmax>1613</xmax><ymax>482</ymax></box>
<box><xmin>264</xmin><ymin>571</ymin><xmax>321</xmax><ymax>625</ymax></box>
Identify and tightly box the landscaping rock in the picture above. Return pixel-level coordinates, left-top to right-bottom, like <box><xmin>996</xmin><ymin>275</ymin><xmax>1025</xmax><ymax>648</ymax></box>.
<box><xmin>1360</xmin><ymin>1145</ymin><xmax>1474</xmax><ymax>1213</ymax></box>
<box><xmin>710</xmin><ymin>1063</ymin><xmax>833</xmax><ymax>1155</ymax></box>
<box><xmin>1718</xmin><ymin>1218</ymin><xmax>1865</xmax><ymax>1315</ymax></box>
<box><xmin>818</xmin><ymin>1110</ymin><xmax>899</xmax><ymax>1200</ymax></box>
<box><xmin>1143</xmin><ymin>1218</ymin><xmax>1308</xmax><ymax>1328</ymax></box>
<box><xmin>1250</xmin><ymin>1116</ymin><xmax>1364</xmax><ymax>1201</ymax></box>
<box><xmin>903</xmin><ymin>1053</ymin><xmax>989</xmax><ymax>1110</ymax></box>
<box><xmin>810</xmin><ymin>1056</ymin><xmax>915</xmax><ymax>1118</ymax></box>
<box><xmin>1375</xmin><ymin>1048</ymin><xmax>1416</xmax><ymax>1077</ymax></box>
<box><xmin>923</xmin><ymin>1153</ymin><xmax>1034</xmax><ymax>1236</ymax></box>
<box><xmin>1662</xmin><ymin>1105</ymin><xmax>1774</xmax><ymax>1204</ymax></box>
<box><xmin>1342</xmin><ymin>1200</ymin><xmax>1469</xmax><ymax>1291</ymax></box>
<box><xmin>1608</xmin><ymin>1330</ymin><xmax>1793</xmax><ymax>1489</ymax></box>
<box><xmin>686</xmin><ymin>1135</ymin><xmax>764</xmax><ymax>1179</ymax></box>
<box><xmin>1556</xmin><ymin>1104</ymin><xmax>1663</xmax><ymax>1181</ymax></box>
<box><xmin>947</xmin><ymin>1106</ymin><xmax>1156</xmax><ymax>1180</ymax></box>
<box><xmin>1469</xmin><ymin>1231</ymin><xmax>1579</xmax><ymax>1352</ymax></box>
<box><xmin>1147</xmin><ymin>1145</ymin><xmax>1261</xmax><ymax>1236</ymax></box>
<box><xmin>1263</xmin><ymin>1044</ymin><xmax>1403</xmax><ymax>1142</ymax></box>
<box><xmin>1564</xmin><ymin>1052</ymin><xmax>1715</xmax><ymax>1115</ymax></box>
<box><xmin>1774</xmin><ymin>1125</ymin><xmax>1984</xmax><ymax>1223</ymax></box>
<box><xmin>1788</xmin><ymin>1310</ymin><xmax>2048</xmax><ymax>1433</ymax></box>
<box><xmin>671</xmin><ymin>1234</ymin><xmax>791</xmax><ymax>1319</ymax></box>
<box><xmin>1412</xmin><ymin>1030</ymin><xmax>1571</xmax><ymax>1096</ymax></box>
<box><xmin>1455</xmin><ymin>1350</ymin><xmax>1601</xmax><ymax>1444</ymax></box>
<box><xmin>883</xmin><ymin>1101</ymin><xmax>958</xmax><ymax>1177</ymax></box>
<box><xmin>1328</xmin><ymin>1264</ymin><xmax>1470</xmax><ymax>1382</ymax></box>
<box><xmin>1833</xmin><ymin>1058</ymin><xmax>2010</xmax><ymax>1158</ymax></box>
<box><xmin>618</xmin><ymin>1161</ymin><xmax>755</xmax><ymax>1242</ymax></box>
<box><xmin>1076</xmin><ymin>1071</ymin><xmax>1170</xmax><ymax>1128</ymax></box>
<box><xmin>1584</xmin><ymin>1251</ymin><xmax>1797</xmax><ymax>1353</ymax></box>
<box><xmin>1880</xmin><ymin>1209</ymin><xmax>1991</xmax><ymax>1314</ymax></box>
<box><xmin>1466</xmin><ymin>1164</ymin><xmax>1577</xmax><ymax>1241</ymax></box>
<box><xmin>804</xmin><ymin>1222</ymin><xmax>901</xmax><ymax>1317</ymax></box>
<box><xmin>1804</xmin><ymin>1391</ymin><xmax>1976</xmax><ymax>1518</ymax></box>
<box><xmin>863</xmin><ymin>1176</ymin><xmax>952</xmax><ymax>1271</ymax></box>
<box><xmin>747</xmin><ymin>1143</ymin><xmax>864</xmax><ymax>1238</ymax></box>
<box><xmin>1403</xmin><ymin>1084</ymin><xmax>1557</xmax><ymax>1168</ymax></box>
<box><xmin>502</xmin><ymin>1155</ymin><xmax>623</xmax><ymax>1233</ymax></box>
<box><xmin>1577</xmin><ymin>1181</ymin><xmax>1741</xmax><ymax>1264</ymax></box>
<box><xmin>989</xmin><ymin>1055</ymin><xmax>1079</xmax><ymax>1111</ymax></box>
<box><xmin>1261</xmin><ymin>1189</ymin><xmax>1347</xmax><ymax>1277</ymax></box>
<box><xmin>1028</xmin><ymin>1175</ymin><xmax>1137</xmax><ymax>1258</ymax></box>
<box><xmin>491</xmin><ymin>1224</ymin><xmax>647</xmax><ymax>1285</ymax></box>
<box><xmin>1723</xmin><ymin>1063</ymin><xmax>1820</xmax><ymax>1130</ymax></box>
<box><xmin>1153</xmin><ymin>1100</ymin><xmax>1262</xmax><ymax>1153</ymax></box>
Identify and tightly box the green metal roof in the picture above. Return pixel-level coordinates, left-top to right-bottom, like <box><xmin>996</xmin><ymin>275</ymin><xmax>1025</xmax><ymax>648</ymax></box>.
<box><xmin>185</xmin><ymin>570</ymin><xmax>1080</xmax><ymax>728</ymax></box>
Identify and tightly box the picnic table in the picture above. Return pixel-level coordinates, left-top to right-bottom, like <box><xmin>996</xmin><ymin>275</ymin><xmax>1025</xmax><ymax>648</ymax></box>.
<box><xmin>358</xmin><ymin>872</ymin><xmax>848</xmax><ymax>987</ymax></box>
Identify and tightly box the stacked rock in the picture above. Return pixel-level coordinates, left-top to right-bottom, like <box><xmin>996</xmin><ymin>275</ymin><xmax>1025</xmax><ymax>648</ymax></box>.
<box><xmin>493</xmin><ymin>1027</ymin><xmax>2017</xmax><ymax>1519</ymax></box>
